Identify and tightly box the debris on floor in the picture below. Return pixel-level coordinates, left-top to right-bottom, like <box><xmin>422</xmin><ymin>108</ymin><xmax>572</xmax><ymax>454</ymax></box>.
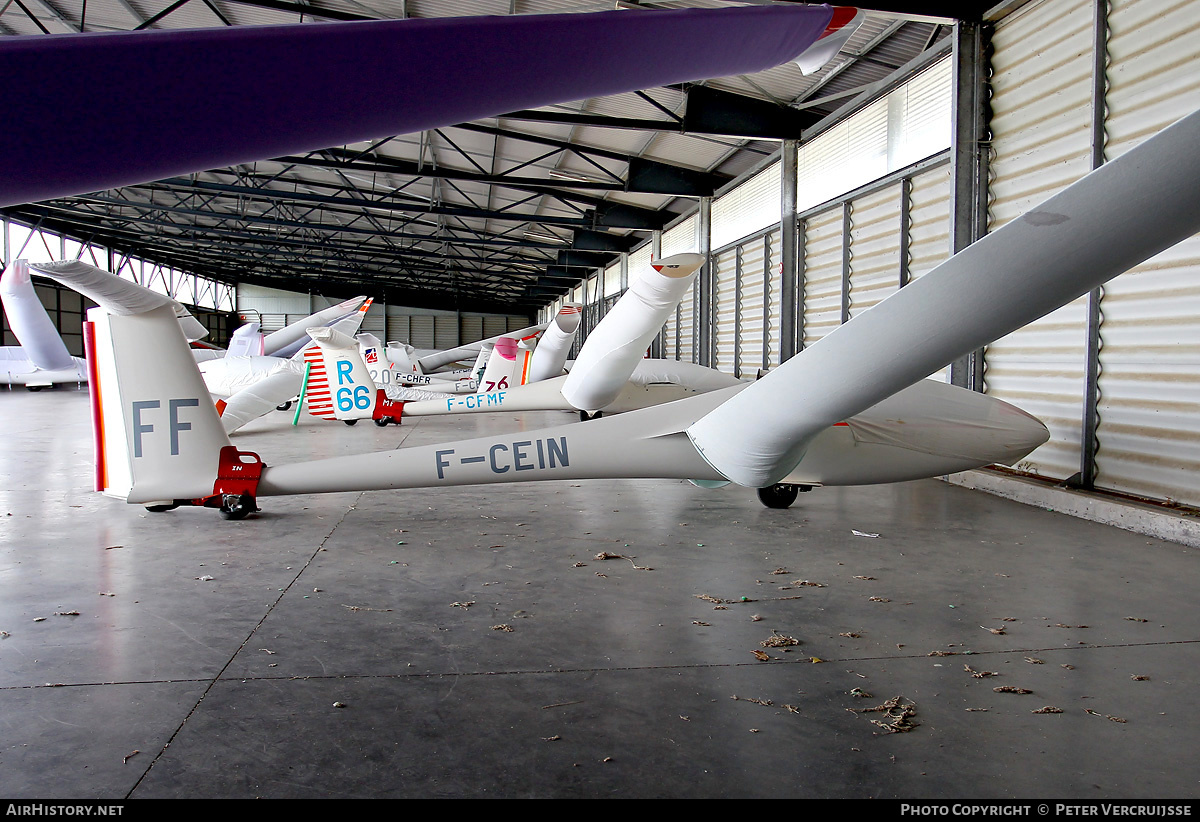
<box><xmin>855</xmin><ymin>696</ymin><xmax>918</xmax><ymax>734</ymax></box>
<box><xmin>852</xmin><ymin>530</ymin><xmax>880</xmax><ymax>538</ymax></box>
<box><xmin>964</xmin><ymin>665</ymin><xmax>998</xmax><ymax>678</ymax></box>
<box><xmin>760</xmin><ymin>631</ymin><xmax>799</xmax><ymax>648</ymax></box>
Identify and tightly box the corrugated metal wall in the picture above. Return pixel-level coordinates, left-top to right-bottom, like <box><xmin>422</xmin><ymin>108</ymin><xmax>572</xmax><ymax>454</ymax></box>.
<box><xmin>1092</xmin><ymin>0</ymin><xmax>1200</xmax><ymax>505</ymax></box>
<box><xmin>800</xmin><ymin>207</ymin><xmax>845</xmax><ymax>347</ymax></box>
<box><xmin>847</xmin><ymin>185</ymin><xmax>903</xmax><ymax>317</ymax></box>
<box><xmin>983</xmin><ymin>0</ymin><xmax>1200</xmax><ymax>507</ymax></box>
<box><xmin>984</xmin><ymin>0</ymin><xmax>1095</xmax><ymax>482</ymax></box>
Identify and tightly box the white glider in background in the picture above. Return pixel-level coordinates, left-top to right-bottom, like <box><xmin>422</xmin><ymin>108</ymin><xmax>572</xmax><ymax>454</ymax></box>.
<box><xmin>198</xmin><ymin>298</ymin><xmax>375</xmax><ymax>432</ymax></box>
<box><xmin>1</xmin><ymin>259</ymin><xmax>87</xmax><ymax>389</ymax></box>
<box><xmin>19</xmin><ymin>258</ymin><xmax>375</xmax><ymax>433</ymax></box>
<box><xmin>293</xmin><ymin>255</ymin><xmax>735</xmax><ymax>426</ymax></box>
<box><xmin>3</xmin><ymin>258</ymin><xmax>211</xmax><ymax>388</ymax></box>
<box><xmin>39</xmin><ymin>109</ymin><xmax>1200</xmax><ymax>518</ymax></box>
<box><xmin>371</xmin><ymin>255</ymin><xmax>743</xmax><ymax>423</ymax></box>
<box><xmin>228</xmin><ymin>295</ymin><xmax>368</xmax><ymax>359</ymax></box>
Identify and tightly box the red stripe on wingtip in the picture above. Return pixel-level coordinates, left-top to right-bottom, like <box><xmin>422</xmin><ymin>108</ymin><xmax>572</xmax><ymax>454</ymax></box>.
<box><xmin>821</xmin><ymin>6</ymin><xmax>859</xmax><ymax>37</ymax></box>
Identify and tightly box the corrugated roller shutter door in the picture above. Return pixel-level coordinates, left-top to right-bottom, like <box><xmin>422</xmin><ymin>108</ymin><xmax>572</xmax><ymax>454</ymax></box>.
<box><xmin>434</xmin><ymin>316</ymin><xmax>458</xmax><ymax>350</ymax></box>
<box><xmin>712</xmin><ymin>247</ymin><xmax>738</xmax><ymax>374</ymax></box>
<box><xmin>1093</xmin><ymin>0</ymin><xmax>1200</xmax><ymax>506</ymax></box>
<box><xmin>983</xmin><ymin>0</ymin><xmax>1094</xmax><ymax>482</ymax></box>
<box><xmin>460</xmin><ymin>315</ymin><xmax>484</xmax><ymax>344</ymax></box>
<box><xmin>409</xmin><ymin>315</ymin><xmax>436</xmax><ymax>350</ymax></box>
<box><xmin>847</xmin><ymin>184</ymin><xmax>902</xmax><ymax>317</ymax></box>
<box><xmin>360</xmin><ymin>303</ymin><xmax>385</xmax><ymax>336</ymax></box>
<box><xmin>801</xmin><ymin>207</ymin><xmax>844</xmax><ymax>347</ymax></box>
<box><xmin>386</xmin><ymin>314</ymin><xmax>410</xmax><ymax>344</ymax></box>
<box><xmin>738</xmin><ymin>236</ymin><xmax>768</xmax><ymax>377</ymax></box>
<box><xmin>482</xmin><ymin>316</ymin><xmax>507</xmax><ymax>338</ymax></box>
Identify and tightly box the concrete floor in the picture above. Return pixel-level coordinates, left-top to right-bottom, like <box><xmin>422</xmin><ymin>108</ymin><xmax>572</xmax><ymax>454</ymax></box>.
<box><xmin>1</xmin><ymin>387</ymin><xmax>1198</xmax><ymax>799</ymax></box>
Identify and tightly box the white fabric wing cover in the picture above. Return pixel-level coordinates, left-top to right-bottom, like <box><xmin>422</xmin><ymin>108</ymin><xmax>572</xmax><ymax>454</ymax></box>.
<box><xmin>527</xmin><ymin>304</ymin><xmax>581</xmax><ymax>384</ymax></box>
<box><xmin>29</xmin><ymin>259</ymin><xmax>209</xmax><ymax>340</ymax></box>
<box><xmin>0</xmin><ymin>260</ymin><xmax>75</xmax><ymax>371</ymax></box>
<box><xmin>561</xmin><ymin>253</ymin><xmax>703</xmax><ymax>411</ymax></box>
<box><xmin>262</xmin><ymin>296</ymin><xmax>366</xmax><ymax>357</ymax></box>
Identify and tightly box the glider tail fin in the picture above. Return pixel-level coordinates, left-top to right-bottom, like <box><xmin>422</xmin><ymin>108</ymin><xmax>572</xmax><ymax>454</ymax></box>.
<box><xmin>303</xmin><ymin>326</ymin><xmax>401</xmax><ymax>422</ymax></box>
<box><xmin>84</xmin><ymin>304</ymin><xmax>235</xmax><ymax>505</ymax></box>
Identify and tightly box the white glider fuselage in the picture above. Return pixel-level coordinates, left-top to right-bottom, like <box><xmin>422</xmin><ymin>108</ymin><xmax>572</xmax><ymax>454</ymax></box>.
<box><xmin>255</xmin><ymin>377</ymin><xmax>1047</xmax><ymax>497</ymax></box>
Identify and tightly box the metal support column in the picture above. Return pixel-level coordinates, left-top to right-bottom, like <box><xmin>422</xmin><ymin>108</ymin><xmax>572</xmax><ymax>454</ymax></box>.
<box><xmin>780</xmin><ymin>139</ymin><xmax>800</xmax><ymax>361</ymax></box>
<box><xmin>948</xmin><ymin>20</ymin><xmax>990</xmax><ymax>391</ymax></box>
<box><xmin>840</xmin><ymin>202</ymin><xmax>852</xmax><ymax>325</ymax></box>
<box><xmin>697</xmin><ymin>196</ymin><xmax>712</xmax><ymax>367</ymax></box>
<box><xmin>1075</xmin><ymin>0</ymin><xmax>1110</xmax><ymax>490</ymax></box>
<box><xmin>899</xmin><ymin>176</ymin><xmax>912</xmax><ymax>288</ymax></box>
<box><xmin>733</xmin><ymin>245</ymin><xmax>743</xmax><ymax>378</ymax></box>
<box><xmin>650</xmin><ymin>231</ymin><xmax>663</xmax><ymax>358</ymax></box>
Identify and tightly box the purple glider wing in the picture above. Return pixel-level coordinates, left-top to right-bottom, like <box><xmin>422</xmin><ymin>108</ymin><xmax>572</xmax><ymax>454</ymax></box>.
<box><xmin>0</xmin><ymin>5</ymin><xmax>837</xmax><ymax>208</ymax></box>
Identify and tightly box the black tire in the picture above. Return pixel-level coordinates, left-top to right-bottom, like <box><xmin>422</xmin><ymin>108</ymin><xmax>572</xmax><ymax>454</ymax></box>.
<box><xmin>276</xmin><ymin>401</ymin><xmax>292</xmax><ymax>412</ymax></box>
<box><xmin>26</xmin><ymin>386</ymin><xmax>42</xmax><ymax>392</ymax></box>
<box><xmin>374</xmin><ymin>418</ymin><xmax>390</xmax><ymax>427</ymax></box>
<box><xmin>579</xmin><ymin>410</ymin><xmax>589</xmax><ymax>422</ymax></box>
<box><xmin>757</xmin><ymin>483</ymin><xmax>799</xmax><ymax>509</ymax></box>
<box><xmin>145</xmin><ymin>503</ymin><xmax>178</xmax><ymax>513</ymax></box>
<box><xmin>219</xmin><ymin>494</ymin><xmax>256</xmax><ymax>520</ymax></box>
<box><xmin>344</xmin><ymin>419</ymin><xmax>358</xmax><ymax>426</ymax></box>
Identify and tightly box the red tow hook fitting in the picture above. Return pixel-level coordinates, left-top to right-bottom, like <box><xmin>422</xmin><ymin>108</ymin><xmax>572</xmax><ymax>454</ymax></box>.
<box><xmin>192</xmin><ymin>446</ymin><xmax>264</xmax><ymax>520</ymax></box>
<box><xmin>372</xmin><ymin>389</ymin><xmax>405</xmax><ymax>427</ymax></box>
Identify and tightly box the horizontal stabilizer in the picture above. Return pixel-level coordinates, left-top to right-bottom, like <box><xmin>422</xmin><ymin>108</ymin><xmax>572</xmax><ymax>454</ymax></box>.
<box><xmin>31</xmin><ymin>259</ymin><xmax>208</xmax><ymax>341</ymax></box>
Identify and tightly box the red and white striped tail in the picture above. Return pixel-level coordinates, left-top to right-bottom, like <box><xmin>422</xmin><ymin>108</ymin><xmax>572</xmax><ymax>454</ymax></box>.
<box><xmin>302</xmin><ymin>346</ymin><xmax>336</xmax><ymax>419</ymax></box>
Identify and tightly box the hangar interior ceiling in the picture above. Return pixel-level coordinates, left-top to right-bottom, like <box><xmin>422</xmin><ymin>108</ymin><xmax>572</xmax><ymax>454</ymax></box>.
<box><xmin>0</xmin><ymin>0</ymin><xmax>995</xmax><ymax>315</ymax></box>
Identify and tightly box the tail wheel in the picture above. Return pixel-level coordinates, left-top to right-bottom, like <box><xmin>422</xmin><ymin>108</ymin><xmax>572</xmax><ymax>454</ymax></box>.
<box><xmin>219</xmin><ymin>493</ymin><xmax>257</xmax><ymax>521</ymax></box>
<box><xmin>374</xmin><ymin>418</ymin><xmax>390</xmax><ymax>427</ymax></box>
<box><xmin>757</xmin><ymin>484</ymin><xmax>800</xmax><ymax>509</ymax></box>
<box><xmin>275</xmin><ymin>401</ymin><xmax>292</xmax><ymax>411</ymax></box>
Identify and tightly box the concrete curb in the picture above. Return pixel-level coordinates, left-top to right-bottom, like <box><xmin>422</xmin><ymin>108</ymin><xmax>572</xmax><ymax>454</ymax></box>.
<box><xmin>943</xmin><ymin>469</ymin><xmax>1200</xmax><ymax>549</ymax></box>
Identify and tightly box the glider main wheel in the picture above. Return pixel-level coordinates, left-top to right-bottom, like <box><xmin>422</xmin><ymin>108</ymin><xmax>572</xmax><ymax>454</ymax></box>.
<box><xmin>26</xmin><ymin>386</ymin><xmax>42</xmax><ymax>392</ymax></box>
<box><xmin>757</xmin><ymin>483</ymin><xmax>800</xmax><ymax>509</ymax></box>
<box><xmin>219</xmin><ymin>493</ymin><xmax>257</xmax><ymax>521</ymax></box>
<box><xmin>145</xmin><ymin>503</ymin><xmax>178</xmax><ymax>513</ymax></box>
<box><xmin>579</xmin><ymin>410</ymin><xmax>605</xmax><ymax>421</ymax></box>
<box><xmin>275</xmin><ymin>401</ymin><xmax>292</xmax><ymax>411</ymax></box>
<box><xmin>344</xmin><ymin>419</ymin><xmax>358</xmax><ymax>426</ymax></box>
<box><xmin>374</xmin><ymin>418</ymin><xmax>390</xmax><ymax>427</ymax></box>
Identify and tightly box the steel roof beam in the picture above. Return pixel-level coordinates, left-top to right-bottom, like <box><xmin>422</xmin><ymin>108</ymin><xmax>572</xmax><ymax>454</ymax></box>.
<box><xmin>501</xmin><ymin>85</ymin><xmax>820</xmax><ymax>140</ymax></box>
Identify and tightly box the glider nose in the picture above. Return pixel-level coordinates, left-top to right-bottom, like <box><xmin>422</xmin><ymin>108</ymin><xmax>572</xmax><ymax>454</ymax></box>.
<box><xmin>995</xmin><ymin>401</ymin><xmax>1051</xmax><ymax>465</ymax></box>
